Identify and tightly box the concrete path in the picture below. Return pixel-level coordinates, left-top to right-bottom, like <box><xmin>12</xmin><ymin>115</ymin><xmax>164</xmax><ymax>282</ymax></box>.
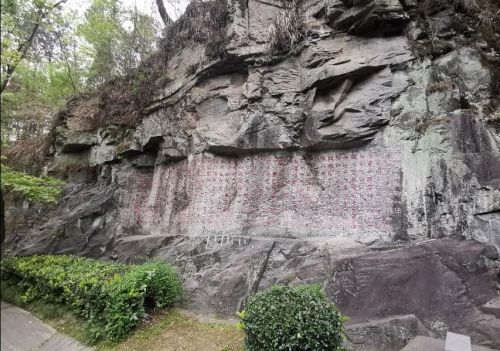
<box><xmin>1</xmin><ymin>301</ymin><xmax>94</xmax><ymax>351</ymax></box>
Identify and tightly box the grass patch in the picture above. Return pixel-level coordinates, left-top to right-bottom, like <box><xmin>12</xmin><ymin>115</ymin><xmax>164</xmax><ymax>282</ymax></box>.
<box><xmin>98</xmin><ymin>310</ymin><xmax>244</xmax><ymax>351</ymax></box>
<box><xmin>415</xmin><ymin>115</ymin><xmax>450</xmax><ymax>133</ymax></box>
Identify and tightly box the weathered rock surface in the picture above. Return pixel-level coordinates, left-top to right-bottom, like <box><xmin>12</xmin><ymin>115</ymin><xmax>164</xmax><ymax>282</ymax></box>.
<box><xmin>400</xmin><ymin>336</ymin><xmax>496</xmax><ymax>351</ymax></box>
<box><xmin>345</xmin><ymin>314</ymin><xmax>435</xmax><ymax>351</ymax></box>
<box><xmin>5</xmin><ymin>0</ymin><xmax>500</xmax><ymax>349</ymax></box>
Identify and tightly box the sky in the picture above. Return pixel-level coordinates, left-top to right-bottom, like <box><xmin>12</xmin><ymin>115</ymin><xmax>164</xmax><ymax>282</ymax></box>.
<box><xmin>67</xmin><ymin>0</ymin><xmax>189</xmax><ymax>23</ymax></box>
<box><xmin>120</xmin><ymin>0</ymin><xmax>190</xmax><ymax>21</ymax></box>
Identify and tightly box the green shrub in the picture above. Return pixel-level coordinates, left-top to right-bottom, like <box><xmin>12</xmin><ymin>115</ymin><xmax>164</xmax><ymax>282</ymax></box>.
<box><xmin>127</xmin><ymin>262</ymin><xmax>183</xmax><ymax>308</ymax></box>
<box><xmin>0</xmin><ymin>255</ymin><xmax>182</xmax><ymax>343</ymax></box>
<box><xmin>240</xmin><ymin>285</ymin><xmax>345</xmax><ymax>351</ymax></box>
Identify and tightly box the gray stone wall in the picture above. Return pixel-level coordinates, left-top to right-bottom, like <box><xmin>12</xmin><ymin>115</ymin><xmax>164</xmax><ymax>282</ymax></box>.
<box><xmin>5</xmin><ymin>0</ymin><xmax>500</xmax><ymax>349</ymax></box>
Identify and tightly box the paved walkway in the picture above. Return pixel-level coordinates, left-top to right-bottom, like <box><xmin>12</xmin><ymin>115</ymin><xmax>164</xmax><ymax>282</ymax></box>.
<box><xmin>1</xmin><ymin>301</ymin><xmax>94</xmax><ymax>351</ymax></box>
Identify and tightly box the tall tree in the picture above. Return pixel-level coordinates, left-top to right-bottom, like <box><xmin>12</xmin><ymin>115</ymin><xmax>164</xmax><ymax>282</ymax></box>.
<box><xmin>77</xmin><ymin>0</ymin><xmax>159</xmax><ymax>86</ymax></box>
<box><xmin>1</xmin><ymin>0</ymin><xmax>159</xmax><ymax>142</ymax></box>
<box><xmin>119</xmin><ymin>6</ymin><xmax>159</xmax><ymax>72</ymax></box>
<box><xmin>1</xmin><ymin>59</ymin><xmax>81</xmax><ymax>141</ymax></box>
<box><xmin>0</xmin><ymin>0</ymin><xmax>68</xmax><ymax>94</ymax></box>
<box><xmin>77</xmin><ymin>0</ymin><xmax>122</xmax><ymax>84</ymax></box>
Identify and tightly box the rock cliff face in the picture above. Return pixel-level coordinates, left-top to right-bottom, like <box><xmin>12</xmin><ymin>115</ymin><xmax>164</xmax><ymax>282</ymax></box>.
<box><xmin>5</xmin><ymin>0</ymin><xmax>500</xmax><ymax>349</ymax></box>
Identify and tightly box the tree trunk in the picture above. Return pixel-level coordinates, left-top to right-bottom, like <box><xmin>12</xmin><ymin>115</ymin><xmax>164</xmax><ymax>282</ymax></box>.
<box><xmin>1</xmin><ymin>195</ymin><xmax>5</xmax><ymax>256</ymax></box>
<box><xmin>156</xmin><ymin>0</ymin><xmax>173</xmax><ymax>27</ymax></box>
<box><xmin>0</xmin><ymin>65</ymin><xmax>16</xmax><ymax>93</ymax></box>
<box><xmin>55</xmin><ymin>31</ymin><xmax>77</xmax><ymax>92</ymax></box>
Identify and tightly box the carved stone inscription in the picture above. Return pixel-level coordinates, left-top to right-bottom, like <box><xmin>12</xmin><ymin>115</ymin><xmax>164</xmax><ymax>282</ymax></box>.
<box><xmin>121</xmin><ymin>150</ymin><xmax>402</xmax><ymax>239</ymax></box>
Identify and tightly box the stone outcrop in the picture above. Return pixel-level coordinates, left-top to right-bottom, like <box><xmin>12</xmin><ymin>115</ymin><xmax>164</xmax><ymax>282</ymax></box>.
<box><xmin>5</xmin><ymin>0</ymin><xmax>500</xmax><ymax>349</ymax></box>
<box><xmin>400</xmin><ymin>336</ymin><xmax>497</xmax><ymax>351</ymax></box>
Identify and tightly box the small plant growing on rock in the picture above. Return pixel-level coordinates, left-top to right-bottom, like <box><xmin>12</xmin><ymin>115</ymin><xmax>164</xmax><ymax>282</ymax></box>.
<box><xmin>417</xmin><ymin>0</ymin><xmax>500</xmax><ymax>50</ymax></box>
<box><xmin>267</xmin><ymin>0</ymin><xmax>305</xmax><ymax>55</ymax></box>
<box><xmin>410</xmin><ymin>38</ymin><xmax>454</xmax><ymax>59</ymax></box>
<box><xmin>415</xmin><ymin>115</ymin><xmax>450</xmax><ymax>133</ymax></box>
<box><xmin>425</xmin><ymin>80</ymin><xmax>453</xmax><ymax>95</ymax></box>
<box><xmin>484</xmin><ymin>105</ymin><xmax>500</xmax><ymax>123</ymax></box>
<box><xmin>419</xmin><ymin>0</ymin><xmax>499</xmax><ymax>29</ymax></box>
<box><xmin>240</xmin><ymin>284</ymin><xmax>345</xmax><ymax>351</ymax></box>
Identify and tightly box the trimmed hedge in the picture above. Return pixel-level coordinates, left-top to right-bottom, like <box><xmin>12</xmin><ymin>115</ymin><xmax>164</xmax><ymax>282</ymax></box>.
<box><xmin>240</xmin><ymin>285</ymin><xmax>345</xmax><ymax>351</ymax></box>
<box><xmin>1</xmin><ymin>255</ymin><xmax>182</xmax><ymax>342</ymax></box>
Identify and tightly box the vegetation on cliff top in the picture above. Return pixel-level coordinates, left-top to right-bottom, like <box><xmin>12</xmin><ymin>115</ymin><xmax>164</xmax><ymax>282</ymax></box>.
<box><xmin>70</xmin><ymin>0</ymin><xmax>231</xmax><ymax>131</ymax></box>
<box><xmin>0</xmin><ymin>0</ymin><xmax>162</xmax><ymax>176</ymax></box>
<box><xmin>1</xmin><ymin>0</ymin><xmax>234</xmax><ymax>177</ymax></box>
<box><xmin>267</xmin><ymin>0</ymin><xmax>305</xmax><ymax>55</ymax></box>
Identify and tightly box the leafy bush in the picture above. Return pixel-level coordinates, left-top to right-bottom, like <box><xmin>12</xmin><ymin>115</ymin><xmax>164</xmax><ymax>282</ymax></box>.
<box><xmin>241</xmin><ymin>285</ymin><xmax>344</xmax><ymax>351</ymax></box>
<box><xmin>1</xmin><ymin>161</ymin><xmax>65</xmax><ymax>203</ymax></box>
<box><xmin>240</xmin><ymin>285</ymin><xmax>345</xmax><ymax>351</ymax></box>
<box><xmin>1</xmin><ymin>255</ymin><xmax>182</xmax><ymax>343</ymax></box>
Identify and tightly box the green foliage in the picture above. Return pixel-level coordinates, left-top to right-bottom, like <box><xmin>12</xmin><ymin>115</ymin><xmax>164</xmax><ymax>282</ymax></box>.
<box><xmin>1</xmin><ymin>162</ymin><xmax>64</xmax><ymax>203</ymax></box>
<box><xmin>126</xmin><ymin>262</ymin><xmax>184</xmax><ymax>308</ymax></box>
<box><xmin>77</xmin><ymin>0</ymin><xmax>121</xmax><ymax>84</ymax></box>
<box><xmin>1</xmin><ymin>255</ymin><xmax>183</xmax><ymax>343</ymax></box>
<box><xmin>77</xmin><ymin>0</ymin><xmax>159</xmax><ymax>86</ymax></box>
<box><xmin>1</xmin><ymin>0</ymin><xmax>85</xmax><ymax>141</ymax></box>
<box><xmin>0</xmin><ymin>0</ymin><xmax>65</xmax><ymax>74</ymax></box>
<box><xmin>1</xmin><ymin>0</ymin><xmax>159</xmax><ymax>141</ymax></box>
<box><xmin>1</xmin><ymin>278</ymin><xmax>91</xmax><ymax>343</ymax></box>
<box><xmin>0</xmin><ymin>61</ymin><xmax>73</xmax><ymax>141</ymax></box>
<box><xmin>240</xmin><ymin>285</ymin><xmax>345</xmax><ymax>351</ymax></box>
<box><xmin>1</xmin><ymin>279</ymin><xmax>74</xmax><ymax>319</ymax></box>
<box><xmin>65</xmin><ymin>0</ymin><xmax>231</xmax><ymax>130</ymax></box>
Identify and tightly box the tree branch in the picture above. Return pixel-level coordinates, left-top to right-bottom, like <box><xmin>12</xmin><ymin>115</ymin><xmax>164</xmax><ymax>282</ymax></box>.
<box><xmin>1</xmin><ymin>0</ymin><xmax>69</xmax><ymax>94</ymax></box>
<box><xmin>156</xmin><ymin>0</ymin><xmax>173</xmax><ymax>27</ymax></box>
<box><xmin>55</xmin><ymin>31</ymin><xmax>77</xmax><ymax>92</ymax></box>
